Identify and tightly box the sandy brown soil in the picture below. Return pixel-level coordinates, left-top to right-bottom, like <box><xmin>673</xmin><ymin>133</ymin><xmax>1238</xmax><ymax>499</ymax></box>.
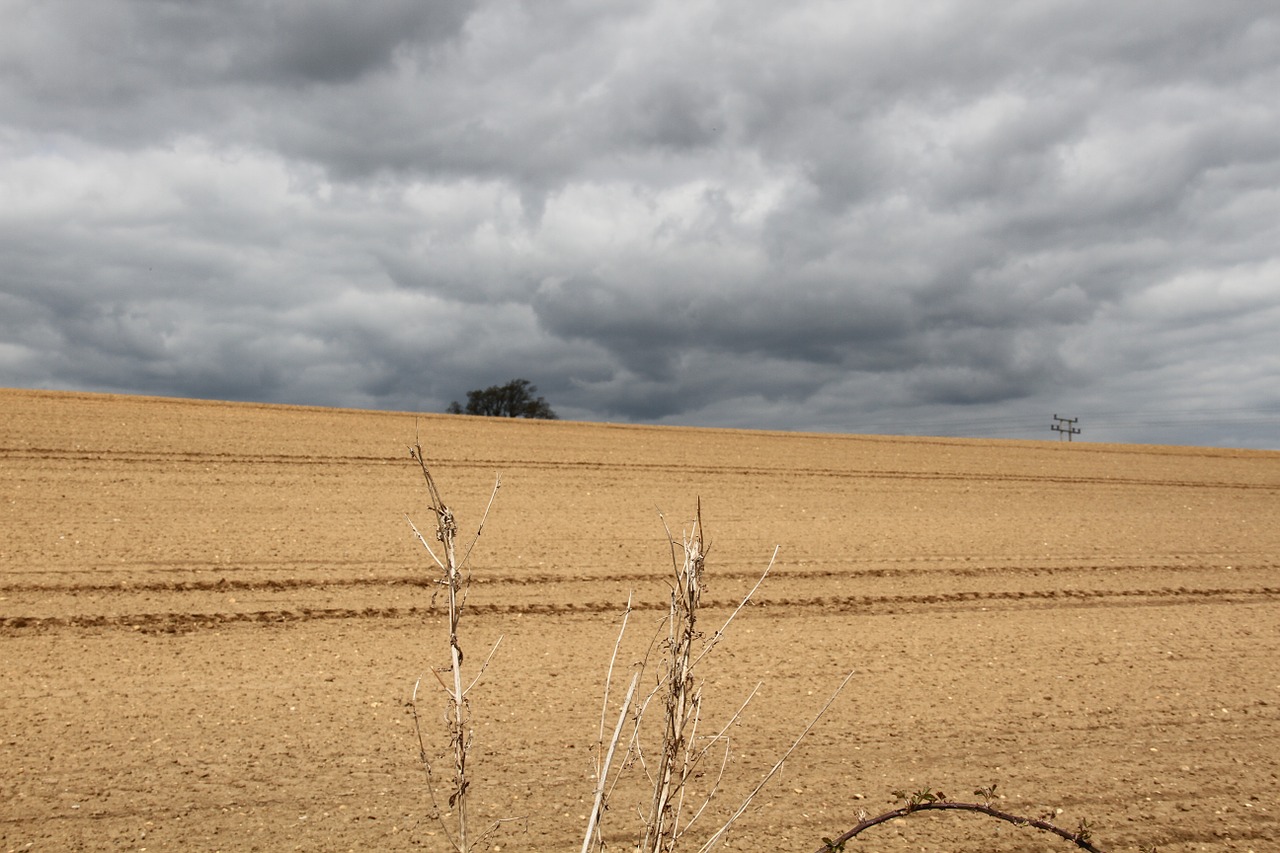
<box><xmin>2</xmin><ymin>388</ymin><xmax>1279</xmax><ymax>852</ymax></box>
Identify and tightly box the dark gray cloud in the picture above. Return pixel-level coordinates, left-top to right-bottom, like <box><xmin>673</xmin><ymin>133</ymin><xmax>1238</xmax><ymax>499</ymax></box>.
<box><xmin>2</xmin><ymin>0</ymin><xmax>1279</xmax><ymax>447</ymax></box>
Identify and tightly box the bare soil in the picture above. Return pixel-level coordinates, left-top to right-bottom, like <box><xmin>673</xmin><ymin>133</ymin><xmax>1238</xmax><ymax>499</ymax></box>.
<box><xmin>2</xmin><ymin>388</ymin><xmax>1278</xmax><ymax>852</ymax></box>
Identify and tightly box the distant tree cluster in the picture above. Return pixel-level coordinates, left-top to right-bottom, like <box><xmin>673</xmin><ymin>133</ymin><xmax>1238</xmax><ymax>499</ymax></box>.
<box><xmin>447</xmin><ymin>378</ymin><xmax>558</xmax><ymax>420</ymax></box>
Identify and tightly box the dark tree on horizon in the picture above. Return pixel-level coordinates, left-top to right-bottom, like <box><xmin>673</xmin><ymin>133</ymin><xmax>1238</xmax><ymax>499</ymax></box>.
<box><xmin>446</xmin><ymin>378</ymin><xmax>558</xmax><ymax>419</ymax></box>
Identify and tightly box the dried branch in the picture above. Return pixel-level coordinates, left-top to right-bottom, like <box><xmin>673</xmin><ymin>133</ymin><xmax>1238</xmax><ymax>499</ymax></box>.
<box><xmin>463</xmin><ymin>634</ymin><xmax>505</xmax><ymax>698</ymax></box>
<box><xmin>678</xmin><ymin>682</ymin><xmax>762</xmax><ymax>834</ymax></box>
<box><xmin>697</xmin><ymin>668</ymin><xmax>856</xmax><ymax>853</ymax></box>
<box><xmin>812</xmin><ymin>796</ymin><xmax>1109</xmax><ymax>853</ymax></box>
<box><xmin>582</xmin><ymin>671</ymin><xmax>641</xmax><ymax>853</ymax></box>
<box><xmin>689</xmin><ymin>545</ymin><xmax>778</xmax><ymax>671</ymax></box>
<box><xmin>407</xmin><ymin>441</ymin><xmax>502</xmax><ymax>853</ymax></box>
<box><xmin>458</xmin><ymin>473</ymin><xmax>502</xmax><ymax>571</ymax></box>
<box><xmin>598</xmin><ymin>593</ymin><xmax>634</xmax><ymax>750</ymax></box>
<box><xmin>408</xmin><ymin>676</ymin><xmax>455</xmax><ymax>850</ymax></box>
<box><xmin>406</xmin><ymin>515</ymin><xmax>447</xmax><ymax>572</ymax></box>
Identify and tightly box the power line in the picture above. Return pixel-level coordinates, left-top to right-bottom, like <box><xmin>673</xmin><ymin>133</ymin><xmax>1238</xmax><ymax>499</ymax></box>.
<box><xmin>855</xmin><ymin>405</ymin><xmax>1278</xmax><ymax>441</ymax></box>
<box><xmin>1051</xmin><ymin>414</ymin><xmax>1080</xmax><ymax>441</ymax></box>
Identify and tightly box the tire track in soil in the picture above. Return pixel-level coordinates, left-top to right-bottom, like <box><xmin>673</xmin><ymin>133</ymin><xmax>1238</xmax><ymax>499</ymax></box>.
<box><xmin>1</xmin><ymin>557</ymin><xmax>1273</xmax><ymax>594</ymax></box>
<box><xmin>5</xmin><ymin>446</ymin><xmax>1275</xmax><ymax>491</ymax></box>
<box><xmin>5</xmin><ymin>585</ymin><xmax>1278</xmax><ymax>635</ymax></box>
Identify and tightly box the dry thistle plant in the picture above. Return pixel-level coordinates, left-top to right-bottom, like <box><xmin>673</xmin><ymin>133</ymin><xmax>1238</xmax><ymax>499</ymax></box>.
<box><xmin>583</xmin><ymin>502</ymin><xmax>854</xmax><ymax>853</ymax></box>
<box><xmin>405</xmin><ymin>442</ymin><xmax>502</xmax><ymax>853</ymax></box>
<box><xmin>638</xmin><ymin>504</ymin><xmax>709</xmax><ymax>852</ymax></box>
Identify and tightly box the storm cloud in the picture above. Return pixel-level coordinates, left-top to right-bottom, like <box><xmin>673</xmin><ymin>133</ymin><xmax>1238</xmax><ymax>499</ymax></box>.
<box><xmin>3</xmin><ymin>1</ymin><xmax>1279</xmax><ymax>447</ymax></box>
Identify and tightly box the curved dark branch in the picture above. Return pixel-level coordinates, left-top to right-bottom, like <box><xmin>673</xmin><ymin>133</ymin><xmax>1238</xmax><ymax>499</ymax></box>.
<box><xmin>814</xmin><ymin>801</ymin><xmax>1107</xmax><ymax>853</ymax></box>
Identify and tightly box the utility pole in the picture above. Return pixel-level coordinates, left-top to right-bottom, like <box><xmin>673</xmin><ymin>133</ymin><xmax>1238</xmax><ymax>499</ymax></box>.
<box><xmin>1051</xmin><ymin>414</ymin><xmax>1081</xmax><ymax>442</ymax></box>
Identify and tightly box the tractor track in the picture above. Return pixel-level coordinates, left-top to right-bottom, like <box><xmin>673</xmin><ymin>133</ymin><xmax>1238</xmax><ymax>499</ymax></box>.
<box><xmin>4</xmin><ymin>584</ymin><xmax>1278</xmax><ymax>635</ymax></box>
<box><xmin>1</xmin><ymin>555</ymin><xmax>1273</xmax><ymax>594</ymax></box>
<box><xmin>5</xmin><ymin>445</ymin><xmax>1276</xmax><ymax>491</ymax></box>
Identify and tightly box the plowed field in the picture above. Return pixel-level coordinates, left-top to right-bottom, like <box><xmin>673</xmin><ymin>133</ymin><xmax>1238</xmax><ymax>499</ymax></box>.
<box><xmin>3</xmin><ymin>388</ymin><xmax>1278</xmax><ymax>852</ymax></box>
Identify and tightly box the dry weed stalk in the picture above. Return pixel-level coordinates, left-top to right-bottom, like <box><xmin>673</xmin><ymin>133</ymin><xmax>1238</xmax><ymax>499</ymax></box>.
<box><xmin>638</xmin><ymin>504</ymin><xmax>708</xmax><ymax>853</ymax></box>
<box><xmin>406</xmin><ymin>442</ymin><xmax>501</xmax><ymax>853</ymax></box>
<box><xmin>583</xmin><ymin>502</ymin><xmax>851</xmax><ymax>853</ymax></box>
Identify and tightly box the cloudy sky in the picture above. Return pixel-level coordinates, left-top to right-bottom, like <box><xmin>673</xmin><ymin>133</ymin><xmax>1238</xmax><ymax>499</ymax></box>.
<box><xmin>3</xmin><ymin>1</ymin><xmax>1279</xmax><ymax>449</ymax></box>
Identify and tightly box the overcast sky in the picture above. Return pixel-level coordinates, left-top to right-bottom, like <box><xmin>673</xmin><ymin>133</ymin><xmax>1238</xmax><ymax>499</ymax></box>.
<box><xmin>3</xmin><ymin>1</ymin><xmax>1279</xmax><ymax>449</ymax></box>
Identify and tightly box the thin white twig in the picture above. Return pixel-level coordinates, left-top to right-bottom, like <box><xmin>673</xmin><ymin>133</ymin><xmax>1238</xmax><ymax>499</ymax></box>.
<box><xmin>671</xmin><ymin>689</ymin><xmax>703</xmax><ymax>841</ymax></box>
<box><xmin>463</xmin><ymin>634</ymin><xmax>504</xmax><ymax>697</ymax></box>
<box><xmin>406</xmin><ymin>514</ymin><xmax>447</xmax><ymax>571</ymax></box>
<box><xmin>581</xmin><ymin>671</ymin><xmax>640</xmax><ymax>853</ymax></box>
<box><xmin>677</xmin><ymin>682</ymin><xmax>762</xmax><ymax>835</ymax></box>
<box><xmin>682</xmin><ymin>727</ymin><xmax>733</xmax><ymax>834</ymax></box>
<box><xmin>410</xmin><ymin>677</ymin><xmax>459</xmax><ymax>851</ymax></box>
<box><xmin>598</xmin><ymin>593</ymin><xmax>634</xmax><ymax>751</ymax></box>
<box><xmin>692</xmin><ymin>682</ymin><xmax>761</xmax><ymax>767</ymax></box>
<box><xmin>689</xmin><ymin>545</ymin><xmax>779</xmax><ymax>672</ymax></box>
<box><xmin>458</xmin><ymin>474</ymin><xmax>502</xmax><ymax>570</ymax></box>
<box><xmin>695</xmin><ymin>669</ymin><xmax>857</xmax><ymax>853</ymax></box>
